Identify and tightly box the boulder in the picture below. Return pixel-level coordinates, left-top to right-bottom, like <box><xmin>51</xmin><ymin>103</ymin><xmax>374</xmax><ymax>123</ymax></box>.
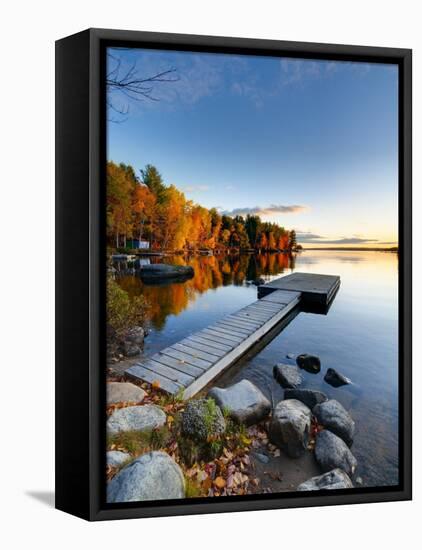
<box><xmin>296</xmin><ymin>353</ymin><xmax>321</xmax><ymax>374</ymax></box>
<box><xmin>107</xmin><ymin>451</ymin><xmax>185</xmax><ymax>502</ymax></box>
<box><xmin>107</xmin><ymin>405</ymin><xmax>166</xmax><ymax>435</ymax></box>
<box><xmin>125</xmin><ymin>326</ymin><xmax>145</xmax><ymax>346</ymax></box>
<box><xmin>139</xmin><ymin>264</ymin><xmax>194</xmax><ymax>283</ymax></box>
<box><xmin>284</xmin><ymin>388</ymin><xmax>327</xmax><ymax>409</ymax></box>
<box><xmin>120</xmin><ymin>341</ymin><xmax>141</xmax><ymax>357</ymax></box>
<box><xmin>313</xmin><ymin>399</ymin><xmax>355</xmax><ymax>446</ymax></box>
<box><xmin>324</xmin><ymin>368</ymin><xmax>352</xmax><ymax>387</ymax></box>
<box><xmin>106</xmin><ymin>382</ymin><xmax>146</xmax><ymax>405</ymax></box>
<box><xmin>297</xmin><ymin>468</ymin><xmax>354</xmax><ymax>491</ymax></box>
<box><xmin>273</xmin><ymin>364</ymin><xmax>303</xmax><ymax>389</ymax></box>
<box><xmin>106</xmin><ymin>450</ymin><xmax>131</xmax><ymax>468</ymax></box>
<box><xmin>253</xmin><ymin>277</ymin><xmax>265</xmax><ymax>286</ymax></box>
<box><xmin>269</xmin><ymin>399</ymin><xmax>311</xmax><ymax>458</ymax></box>
<box><xmin>181</xmin><ymin>398</ymin><xmax>226</xmax><ymax>441</ymax></box>
<box><xmin>315</xmin><ymin>430</ymin><xmax>357</xmax><ymax>476</ymax></box>
<box><xmin>208</xmin><ymin>379</ymin><xmax>271</xmax><ymax>426</ymax></box>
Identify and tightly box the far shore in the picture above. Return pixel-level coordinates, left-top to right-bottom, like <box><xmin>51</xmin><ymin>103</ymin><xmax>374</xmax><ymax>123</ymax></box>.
<box><xmin>301</xmin><ymin>247</ymin><xmax>398</xmax><ymax>252</ymax></box>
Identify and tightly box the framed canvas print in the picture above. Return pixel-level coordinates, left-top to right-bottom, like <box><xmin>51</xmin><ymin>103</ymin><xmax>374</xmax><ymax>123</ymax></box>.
<box><xmin>55</xmin><ymin>28</ymin><xmax>412</xmax><ymax>521</ymax></box>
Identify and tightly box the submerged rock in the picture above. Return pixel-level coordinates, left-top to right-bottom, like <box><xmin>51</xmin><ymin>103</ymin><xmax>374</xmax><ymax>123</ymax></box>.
<box><xmin>313</xmin><ymin>399</ymin><xmax>355</xmax><ymax>446</ymax></box>
<box><xmin>284</xmin><ymin>388</ymin><xmax>327</xmax><ymax>409</ymax></box>
<box><xmin>324</xmin><ymin>368</ymin><xmax>352</xmax><ymax>387</ymax></box>
<box><xmin>296</xmin><ymin>353</ymin><xmax>321</xmax><ymax>374</ymax></box>
<box><xmin>270</xmin><ymin>399</ymin><xmax>312</xmax><ymax>458</ymax></box>
<box><xmin>297</xmin><ymin>468</ymin><xmax>354</xmax><ymax>491</ymax></box>
<box><xmin>107</xmin><ymin>451</ymin><xmax>185</xmax><ymax>502</ymax></box>
<box><xmin>273</xmin><ymin>363</ymin><xmax>303</xmax><ymax>389</ymax></box>
<box><xmin>315</xmin><ymin>430</ymin><xmax>357</xmax><ymax>476</ymax></box>
<box><xmin>106</xmin><ymin>450</ymin><xmax>131</xmax><ymax>468</ymax></box>
<box><xmin>181</xmin><ymin>398</ymin><xmax>226</xmax><ymax>441</ymax></box>
<box><xmin>106</xmin><ymin>382</ymin><xmax>146</xmax><ymax>405</ymax></box>
<box><xmin>208</xmin><ymin>379</ymin><xmax>271</xmax><ymax>426</ymax></box>
<box><xmin>107</xmin><ymin>405</ymin><xmax>166</xmax><ymax>435</ymax></box>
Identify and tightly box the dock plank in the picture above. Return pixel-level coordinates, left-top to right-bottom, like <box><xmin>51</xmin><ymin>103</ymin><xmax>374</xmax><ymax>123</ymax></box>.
<box><xmin>142</xmin><ymin>359</ymin><xmax>195</xmax><ymax>386</ymax></box>
<box><xmin>201</xmin><ymin>327</ymin><xmax>244</xmax><ymax>343</ymax></box>
<box><xmin>171</xmin><ymin>342</ymin><xmax>221</xmax><ymax>363</ymax></box>
<box><xmin>126</xmin><ymin>364</ymin><xmax>183</xmax><ymax>394</ymax></box>
<box><xmin>180</xmin><ymin>338</ymin><xmax>227</xmax><ymax>358</ymax></box>
<box><xmin>187</xmin><ymin>334</ymin><xmax>234</xmax><ymax>352</ymax></box>
<box><xmin>150</xmin><ymin>353</ymin><xmax>205</xmax><ymax>378</ymax></box>
<box><xmin>213</xmin><ymin>321</ymin><xmax>252</xmax><ymax>336</ymax></box>
<box><xmin>226</xmin><ymin>315</ymin><xmax>263</xmax><ymax>328</ymax></box>
<box><xmin>159</xmin><ymin>348</ymin><xmax>213</xmax><ymax>369</ymax></box>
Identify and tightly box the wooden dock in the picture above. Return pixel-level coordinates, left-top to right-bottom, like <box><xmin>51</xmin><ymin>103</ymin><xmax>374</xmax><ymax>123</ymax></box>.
<box><xmin>125</xmin><ymin>272</ymin><xmax>340</xmax><ymax>399</ymax></box>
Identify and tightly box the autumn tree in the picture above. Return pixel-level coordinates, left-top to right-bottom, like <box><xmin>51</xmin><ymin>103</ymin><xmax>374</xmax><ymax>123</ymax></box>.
<box><xmin>107</xmin><ymin>162</ymin><xmax>136</xmax><ymax>247</ymax></box>
<box><xmin>132</xmin><ymin>184</ymin><xmax>156</xmax><ymax>243</ymax></box>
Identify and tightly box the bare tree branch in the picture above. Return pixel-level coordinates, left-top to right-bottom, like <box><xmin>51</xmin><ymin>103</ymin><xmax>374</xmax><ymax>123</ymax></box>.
<box><xmin>106</xmin><ymin>51</ymin><xmax>179</xmax><ymax>122</ymax></box>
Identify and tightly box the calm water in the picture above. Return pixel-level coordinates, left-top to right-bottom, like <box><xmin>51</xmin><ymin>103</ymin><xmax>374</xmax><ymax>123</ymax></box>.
<box><xmin>116</xmin><ymin>250</ymin><xmax>399</xmax><ymax>487</ymax></box>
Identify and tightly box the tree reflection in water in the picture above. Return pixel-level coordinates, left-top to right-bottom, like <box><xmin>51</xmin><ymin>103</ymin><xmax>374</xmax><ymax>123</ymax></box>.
<box><xmin>116</xmin><ymin>253</ymin><xmax>295</xmax><ymax>330</ymax></box>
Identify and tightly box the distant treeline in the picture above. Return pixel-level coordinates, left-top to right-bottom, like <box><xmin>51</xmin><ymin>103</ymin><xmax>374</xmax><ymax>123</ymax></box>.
<box><xmin>107</xmin><ymin>161</ymin><xmax>300</xmax><ymax>252</ymax></box>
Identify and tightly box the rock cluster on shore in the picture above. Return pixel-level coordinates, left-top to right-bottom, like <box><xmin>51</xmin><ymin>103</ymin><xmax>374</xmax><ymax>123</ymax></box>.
<box><xmin>105</xmin><ymin>350</ymin><xmax>359</xmax><ymax>502</ymax></box>
<box><xmin>270</xmin><ymin>352</ymin><xmax>358</xmax><ymax>490</ymax></box>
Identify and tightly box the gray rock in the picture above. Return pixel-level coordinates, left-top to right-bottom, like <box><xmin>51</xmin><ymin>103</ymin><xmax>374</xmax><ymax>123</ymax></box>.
<box><xmin>106</xmin><ymin>450</ymin><xmax>131</xmax><ymax>468</ymax></box>
<box><xmin>253</xmin><ymin>452</ymin><xmax>270</xmax><ymax>464</ymax></box>
<box><xmin>125</xmin><ymin>326</ymin><xmax>145</xmax><ymax>346</ymax></box>
<box><xmin>297</xmin><ymin>468</ymin><xmax>354</xmax><ymax>491</ymax></box>
<box><xmin>107</xmin><ymin>382</ymin><xmax>146</xmax><ymax>405</ymax></box>
<box><xmin>208</xmin><ymin>379</ymin><xmax>271</xmax><ymax>426</ymax></box>
<box><xmin>284</xmin><ymin>388</ymin><xmax>328</xmax><ymax>409</ymax></box>
<box><xmin>324</xmin><ymin>368</ymin><xmax>352</xmax><ymax>387</ymax></box>
<box><xmin>286</xmin><ymin>353</ymin><xmax>296</xmax><ymax>359</ymax></box>
<box><xmin>273</xmin><ymin>364</ymin><xmax>303</xmax><ymax>389</ymax></box>
<box><xmin>313</xmin><ymin>399</ymin><xmax>355</xmax><ymax>446</ymax></box>
<box><xmin>315</xmin><ymin>430</ymin><xmax>357</xmax><ymax>476</ymax></box>
<box><xmin>296</xmin><ymin>353</ymin><xmax>321</xmax><ymax>374</ymax></box>
<box><xmin>140</xmin><ymin>264</ymin><xmax>194</xmax><ymax>282</ymax></box>
<box><xmin>181</xmin><ymin>398</ymin><xmax>226</xmax><ymax>441</ymax></box>
<box><xmin>121</xmin><ymin>341</ymin><xmax>141</xmax><ymax>357</ymax></box>
<box><xmin>269</xmin><ymin>399</ymin><xmax>312</xmax><ymax>458</ymax></box>
<box><xmin>107</xmin><ymin>405</ymin><xmax>166</xmax><ymax>435</ymax></box>
<box><xmin>107</xmin><ymin>451</ymin><xmax>185</xmax><ymax>502</ymax></box>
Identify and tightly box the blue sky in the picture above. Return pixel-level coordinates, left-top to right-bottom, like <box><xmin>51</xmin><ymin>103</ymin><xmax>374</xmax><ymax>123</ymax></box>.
<box><xmin>107</xmin><ymin>47</ymin><xmax>398</xmax><ymax>247</ymax></box>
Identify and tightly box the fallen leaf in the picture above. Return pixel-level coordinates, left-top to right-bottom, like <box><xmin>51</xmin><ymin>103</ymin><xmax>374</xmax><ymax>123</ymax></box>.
<box><xmin>213</xmin><ymin>476</ymin><xmax>226</xmax><ymax>489</ymax></box>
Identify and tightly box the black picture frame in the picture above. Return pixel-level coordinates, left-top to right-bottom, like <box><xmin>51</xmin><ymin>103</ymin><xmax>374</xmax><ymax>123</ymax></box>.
<box><xmin>55</xmin><ymin>28</ymin><xmax>412</xmax><ymax>521</ymax></box>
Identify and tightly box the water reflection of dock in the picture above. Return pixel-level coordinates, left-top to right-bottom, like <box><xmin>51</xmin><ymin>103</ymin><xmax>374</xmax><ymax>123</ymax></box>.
<box><xmin>126</xmin><ymin>273</ymin><xmax>340</xmax><ymax>399</ymax></box>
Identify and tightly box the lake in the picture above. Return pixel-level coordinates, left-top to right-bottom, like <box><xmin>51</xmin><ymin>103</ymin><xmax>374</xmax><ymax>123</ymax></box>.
<box><xmin>115</xmin><ymin>250</ymin><xmax>399</xmax><ymax>488</ymax></box>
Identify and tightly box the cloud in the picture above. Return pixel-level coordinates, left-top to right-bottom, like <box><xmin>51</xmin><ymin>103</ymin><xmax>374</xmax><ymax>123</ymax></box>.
<box><xmin>295</xmin><ymin>231</ymin><xmax>324</xmax><ymax>240</ymax></box>
<box><xmin>297</xmin><ymin>233</ymin><xmax>382</xmax><ymax>245</ymax></box>
<box><xmin>221</xmin><ymin>204</ymin><xmax>308</xmax><ymax>217</ymax></box>
<box><xmin>182</xmin><ymin>184</ymin><xmax>209</xmax><ymax>192</ymax></box>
